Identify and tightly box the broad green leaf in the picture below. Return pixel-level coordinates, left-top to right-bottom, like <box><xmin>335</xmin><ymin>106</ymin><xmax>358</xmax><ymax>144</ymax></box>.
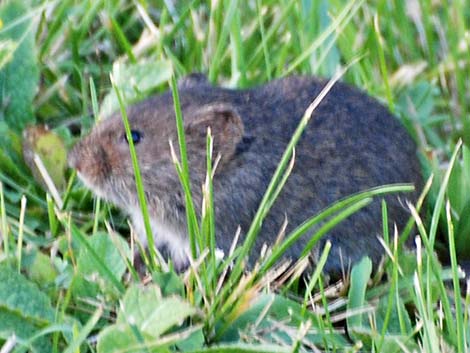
<box><xmin>0</xmin><ymin>264</ymin><xmax>55</xmax><ymax>352</ymax></box>
<box><xmin>372</xmin><ymin>334</ymin><xmax>417</xmax><ymax>353</ymax></box>
<box><xmin>97</xmin><ymin>324</ymin><xmax>147</xmax><ymax>353</ymax></box>
<box><xmin>140</xmin><ymin>296</ymin><xmax>196</xmax><ymax>337</ymax></box>
<box><xmin>118</xmin><ymin>284</ymin><xmax>196</xmax><ymax>338</ymax></box>
<box><xmin>73</xmin><ymin>232</ymin><xmax>130</xmax><ymax>300</ymax></box>
<box><xmin>152</xmin><ymin>270</ymin><xmax>185</xmax><ymax>297</ymax></box>
<box><xmin>22</xmin><ymin>249</ymin><xmax>58</xmax><ymax>287</ymax></box>
<box><xmin>99</xmin><ymin>59</ymin><xmax>173</xmax><ymax>118</ymax></box>
<box><xmin>0</xmin><ymin>264</ymin><xmax>55</xmax><ymax>324</ymax></box>
<box><xmin>346</xmin><ymin>258</ymin><xmax>415</xmax><ymax>352</ymax></box>
<box><xmin>372</xmin><ymin>295</ymin><xmax>415</xmax><ymax>352</ymax></box>
<box><xmin>116</xmin><ymin>283</ymin><xmax>162</xmax><ymax>325</ymax></box>
<box><xmin>0</xmin><ymin>120</ymin><xmax>30</xmax><ymax>177</ymax></box>
<box><xmin>97</xmin><ymin>284</ymin><xmax>197</xmax><ymax>353</ymax></box>
<box><xmin>187</xmin><ymin>343</ymin><xmax>291</xmax><ymax>353</ymax></box>
<box><xmin>175</xmin><ymin>328</ymin><xmax>205</xmax><ymax>351</ymax></box>
<box><xmin>0</xmin><ymin>0</ymin><xmax>39</xmax><ymax>132</ymax></box>
<box><xmin>0</xmin><ymin>311</ymin><xmax>52</xmax><ymax>353</ymax></box>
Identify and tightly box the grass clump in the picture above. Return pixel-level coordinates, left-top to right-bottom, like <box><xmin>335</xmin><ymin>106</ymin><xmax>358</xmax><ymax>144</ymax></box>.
<box><xmin>0</xmin><ymin>0</ymin><xmax>469</xmax><ymax>352</ymax></box>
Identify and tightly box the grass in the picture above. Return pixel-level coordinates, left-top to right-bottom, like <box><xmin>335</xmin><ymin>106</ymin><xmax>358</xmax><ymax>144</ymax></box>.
<box><xmin>0</xmin><ymin>0</ymin><xmax>470</xmax><ymax>352</ymax></box>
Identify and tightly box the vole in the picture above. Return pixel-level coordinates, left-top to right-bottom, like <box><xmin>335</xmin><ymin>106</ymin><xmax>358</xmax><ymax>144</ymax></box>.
<box><xmin>68</xmin><ymin>74</ymin><xmax>422</xmax><ymax>277</ymax></box>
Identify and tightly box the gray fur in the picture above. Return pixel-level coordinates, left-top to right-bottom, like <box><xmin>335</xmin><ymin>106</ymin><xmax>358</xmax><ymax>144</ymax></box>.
<box><xmin>68</xmin><ymin>75</ymin><xmax>422</xmax><ymax>277</ymax></box>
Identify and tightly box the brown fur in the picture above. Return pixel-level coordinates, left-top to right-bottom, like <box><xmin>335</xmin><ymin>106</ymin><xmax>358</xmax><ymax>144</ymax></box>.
<box><xmin>68</xmin><ymin>74</ymin><xmax>422</xmax><ymax>277</ymax></box>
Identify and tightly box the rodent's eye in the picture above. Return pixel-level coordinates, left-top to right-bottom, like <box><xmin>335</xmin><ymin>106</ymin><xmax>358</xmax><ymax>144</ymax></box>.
<box><xmin>124</xmin><ymin>130</ymin><xmax>143</xmax><ymax>145</ymax></box>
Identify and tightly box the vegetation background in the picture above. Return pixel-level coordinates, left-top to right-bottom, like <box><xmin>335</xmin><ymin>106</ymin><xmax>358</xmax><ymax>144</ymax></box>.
<box><xmin>0</xmin><ymin>0</ymin><xmax>469</xmax><ymax>352</ymax></box>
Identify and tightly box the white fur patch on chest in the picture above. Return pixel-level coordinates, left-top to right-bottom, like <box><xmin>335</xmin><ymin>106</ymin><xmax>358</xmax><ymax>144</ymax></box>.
<box><xmin>130</xmin><ymin>211</ymin><xmax>190</xmax><ymax>268</ymax></box>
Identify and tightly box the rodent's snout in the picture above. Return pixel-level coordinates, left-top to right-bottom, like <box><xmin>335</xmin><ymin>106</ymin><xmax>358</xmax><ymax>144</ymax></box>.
<box><xmin>67</xmin><ymin>139</ymin><xmax>111</xmax><ymax>183</ymax></box>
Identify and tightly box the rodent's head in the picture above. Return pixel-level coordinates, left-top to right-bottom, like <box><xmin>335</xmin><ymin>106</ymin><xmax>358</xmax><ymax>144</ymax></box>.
<box><xmin>68</xmin><ymin>94</ymin><xmax>244</xmax><ymax>213</ymax></box>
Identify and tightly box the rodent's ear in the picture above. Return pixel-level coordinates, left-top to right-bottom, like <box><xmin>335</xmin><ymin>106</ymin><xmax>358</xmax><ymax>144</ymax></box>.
<box><xmin>185</xmin><ymin>103</ymin><xmax>244</xmax><ymax>160</ymax></box>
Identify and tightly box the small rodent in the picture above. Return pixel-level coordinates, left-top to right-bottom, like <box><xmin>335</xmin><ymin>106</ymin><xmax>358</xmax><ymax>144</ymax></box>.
<box><xmin>68</xmin><ymin>74</ymin><xmax>422</xmax><ymax>277</ymax></box>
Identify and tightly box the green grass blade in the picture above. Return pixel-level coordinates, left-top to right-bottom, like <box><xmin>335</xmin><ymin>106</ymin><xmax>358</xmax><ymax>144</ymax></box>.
<box><xmin>409</xmin><ymin>203</ymin><xmax>457</xmax><ymax>345</ymax></box>
<box><xmin>208</xmin><ymin>0</ymin><xmax>239</xmax><ymax>82</ymax></box>
<box><xmin>169</xmin><ymin>74</ymin><xmax>200</xmax><ymax>259</ymax></box>
<box><xmin>446</xmin><ymin>201</ymin><xmax>465</xmax><ymax>353</ymax></box>
<box><xmin>347</xmin><ymin>257</ymin><xmax>372</xmax><ymax>330</ymax></box>
<box><xmin>111</xmin><ymin>74</ymin><xmax>161</xmax><ymax>269</ymax></box>
<box><xmin>282</xmin><ymin>0</ymin><xmax>363</xmax><ymax>76</ymax></box>
<box><xmin>260</xmin><ymin>184</ymin><xmax>413</xmax><ymax>273</ymax></box>
<box><xmin>299</xmin><ymin>197</ymin><xmax>372</xmax><ymax>258</ymax></box>
<box><xmin>255</xmin><ymin>0</ymin><xmax>272</xmax><ymax>79</ymax></box>
<box><xmin>373</xmin><ymin>14</ymin><xmax>394</xmax><ymax>112</ymax></box>
<box><xmin>63</xmin><ymin>305</ymin><xmax>103</xmax><ymax>353</ymax></box>
<box><xmin>203</xmin><ymin>130</ymin><xmax>217</xmax><ymax>289</ymax></box>
<box><xmin>301</xmin><ymin>240</ymin><xmax>331</xmax><ymax>317</ymax></box>
<box><xmin>110</xmin><ymin>14</ymin><xmax>136</xmax><ymax>63</ymax></box>
<box><xmin>46</xmin><ymin>193</ymin><xmax>59</xmax><ymax>237</ymax></box>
